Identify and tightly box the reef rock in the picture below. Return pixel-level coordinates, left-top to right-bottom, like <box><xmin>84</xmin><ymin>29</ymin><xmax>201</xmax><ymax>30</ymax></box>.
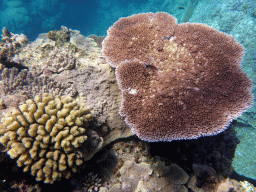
<box><xmin>110</xmin><ymin>160</ymin><xmax>188</xmax><ymax>192</ymax></box>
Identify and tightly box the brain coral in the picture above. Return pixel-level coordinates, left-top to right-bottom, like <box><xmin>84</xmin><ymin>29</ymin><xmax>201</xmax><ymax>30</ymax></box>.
<box><xmin>0</xmin><ymin>93</ymin><xmax>96</xmax><ymax>184</ymax></box>
<box><xmin>102</xmin><ymin>12</ymin><xmax>253</xmax><ymax>142</ymax></box>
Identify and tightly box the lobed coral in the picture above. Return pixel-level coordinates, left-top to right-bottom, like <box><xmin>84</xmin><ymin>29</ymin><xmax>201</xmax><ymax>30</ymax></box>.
<box><xmin>0</xmin><ymin>93</ymin><xmax>98</xmax><ymax>184</ymax></box>
<box><xmin>102</xmin><ymin>12</ymin><xmax>253</xmax><ymax>142</ymax></box>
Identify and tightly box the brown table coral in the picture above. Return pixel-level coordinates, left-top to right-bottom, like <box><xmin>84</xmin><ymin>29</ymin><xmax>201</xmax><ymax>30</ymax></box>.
<box><xmin>102</xmin><ymin>12</ymin><xmax>253</xmax><ymax>142</ymax></box>
<box><xmin>0</xmin><ymin>93</ymin><xmax>103</xmax><ymax>184</ymax></box>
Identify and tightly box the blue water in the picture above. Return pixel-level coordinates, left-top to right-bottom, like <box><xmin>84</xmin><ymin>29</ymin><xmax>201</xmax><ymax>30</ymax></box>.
<box><xmin>0</xmin><ymin>0</ymin><xmax>178</xmax><ymax>40</ymax></box>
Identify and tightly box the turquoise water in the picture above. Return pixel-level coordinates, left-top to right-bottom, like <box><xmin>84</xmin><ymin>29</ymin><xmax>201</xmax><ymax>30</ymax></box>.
<box><xmin>0</xmin><ymin>0</ymin><xmax>185</xmax><ymax>40</ymax></box>
<box><xmin>1</xmin><ymin>0</ymin><xmax>255</xmax><ymax>181</ymax></box>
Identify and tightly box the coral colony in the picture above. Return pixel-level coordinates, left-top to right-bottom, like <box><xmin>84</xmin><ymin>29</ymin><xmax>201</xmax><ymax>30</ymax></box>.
<box><xmin>102</xmin><ymin>12</ymin><xmax>253</xmax><ymax>142</ymax></box>
<box><xmin>0</xmin><ymin>93</ymin><xmax>102</xmax><ymax>184</ymax></box>
<box><xmin>0</xmin><ymin>10</ymin><xmax>255</xmax><ymax>191</ymax></box>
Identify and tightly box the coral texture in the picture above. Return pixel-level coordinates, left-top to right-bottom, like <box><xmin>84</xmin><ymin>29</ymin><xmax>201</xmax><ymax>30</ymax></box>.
<box><xmin>71</xmin><ymin>172</ymin><xmax>102</xmax><ymax>192</ymax></box>
<box><xmin>19</xmin><ymin>26</ymin><xmax>101</xmax><ymax>76</ymax></box>
<box><xmin>54</xmin><ymin>61</ymin><xmax>133</xmax><ymax>147</ymax></box>
<box><xmin>188</xmin><ymin>173</ymin><xmax>256</xmax><ymax>192</ymax></box>
<box><xmin>0</xmin><ymin>64</ymin><xmax>77</xmax><ymax>109</ymax></box>
<box><xmin>109</xmin><ymin>160</ymin><xmax>188</xmax><ymax>192</ymax></box>
<box><xmin>0</xmin><ymin>93</ymin><xmax>99</xmax><ymax>184</ymax></box>
<box><xmin>44</xmin><ymin>47</ymin><xmax>76</xmax><ymax>73</ymax></box>
<box><xmin>0</xmin><ymin>27</ymin><xmax>29</xmax><ymax>63</ymax></box>
<box><xmin>47</xmin><ymin>26</ymin><xmax>71</xmax><ymax>47</ymax></box>
<box><xmin>102</xmin><ymin>12</ymin><xmax>253</xmax><ymax>142</ymax></box>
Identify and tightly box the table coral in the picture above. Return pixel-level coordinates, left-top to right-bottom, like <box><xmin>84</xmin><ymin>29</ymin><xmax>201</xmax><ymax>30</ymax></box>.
<box><xmin>0</xmin><ymin>93</ymin><xmax>101</xmax><ymax>184</ymax></box>
<box><xmin>102</xmin><ymin>12</ymin><xmax>253</xmax><ymax>142</ymax></box>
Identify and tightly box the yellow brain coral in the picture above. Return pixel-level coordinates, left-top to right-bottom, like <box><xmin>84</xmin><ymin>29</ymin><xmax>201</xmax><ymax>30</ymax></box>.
<box><xmin>0</xmin><ymin>93</ymin><xmax>93</xmax><ymax>184</ymax></box>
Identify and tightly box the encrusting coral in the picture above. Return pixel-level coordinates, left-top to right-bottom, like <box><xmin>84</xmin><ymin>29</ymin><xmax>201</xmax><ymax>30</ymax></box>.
<box><xmin>102</xmin><ymin>12</ymin><xmax>253</xmax><ymax>142</ymax></box>
<box><xmin>0</xmin><ymin>93</ymin><xmax>100</xmax><ymax>184</ymax></box>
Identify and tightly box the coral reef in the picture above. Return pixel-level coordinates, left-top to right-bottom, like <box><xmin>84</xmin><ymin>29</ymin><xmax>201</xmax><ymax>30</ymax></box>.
<box><xmin>150</xmin><ymin>122</ymin><xmax>240</xmax><ymax>178</ymax></box>
<box><xmin>102</xmin><ymin>12</ymin><xmax>253</xmax><ymax>142</ymax></box>
<box><xmin>0</xmin><ymin>22</ymin><xmax>254</xmax><ymax>191</ymax></box>
<box><xmin>18</xmin><ymin>26</ymin><xmax>101</xmax><ymax>76</ymax></box>
<box><xmin>0</xmin><ymin>28</ymin><xmax>29</xmax><ymax>63</ymax></box>
<box><xmin>0</xmin><ymin>93</ymin><xmax>103</xmax><ymax>184</ymax></box>
<box><xmin>102</xmin><ymin>138</ymin><xmax>190</xmax><ymax>192</ymax></box>
<box><xmin>88</xmin><ymin>35</ymin><xmax>105</xmax><ymax>49</ymax></box>
<box><xmin>10</xmin><ymin>179</ymin><xmax>41</xmax><ymax>192</ymax></box>
<box><xmin>47</xmin><ymin>26</ymin><xmax>71</xmax><ymax>47</ymax></box>
<box><xmin>82</xmin><ymin>172</ymin><xmax>102</xmax><ymax>192</ymax></box>
<box><xmin>88</xmin><ymin>128</ymin><xmax>255</xmax><ymax>191</ymax></box>
<box><xmin>0</xmin><ymin>27</ymin><xmax>133</xmax><ymax>162</ymax></box>
<box><xmin>0</xmin><ymin>64</ymin><xmax>77</xmax><ymax>110</ymax></box>
<box><xmin>187</xmin><ymin>164</ymin><xmax>219</xmax><ymax>191</ymax></box>
<box><xmin>43</xmin><ymin>47</ymin><xmax>76</xmax><ymax>73</ymax></box>
<box><xmin>54</xmin><ymin>64</ymin><xmax>133</xmax><ymax>147</ymax></box>
<box><xmin>109</xmin><ymin>160</ymin><xmax>188</xmax><ymax>192</ymax></box>
<box><xmin>70</xmin><ymin>172</ymin><xmax>102</xmax><ymax>192</ymax></box>
<box><xmin>188</xmin><ymin>169</ymin><xmax>256</xmax><ymax>192</ymax></box>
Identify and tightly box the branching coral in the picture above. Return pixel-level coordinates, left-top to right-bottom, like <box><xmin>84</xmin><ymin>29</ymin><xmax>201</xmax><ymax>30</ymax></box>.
<box><xmin>102</xmin><ymin>12</ymin><xmax>253</xmax><ymax>142</ymax></box>
<box><xmin>0</xmin><ymin>64</ymin><xmax>77</xmax><ymax>101</ymax></box>
<box><xmin>0</xmin><ymin>93</ymin><xmax>102</xmax><ymax>184</ymax></box>
<box><xmin>0</xmin><ymin>28</ymin><xmax>29</xmax><ymax>62</ymax></box>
